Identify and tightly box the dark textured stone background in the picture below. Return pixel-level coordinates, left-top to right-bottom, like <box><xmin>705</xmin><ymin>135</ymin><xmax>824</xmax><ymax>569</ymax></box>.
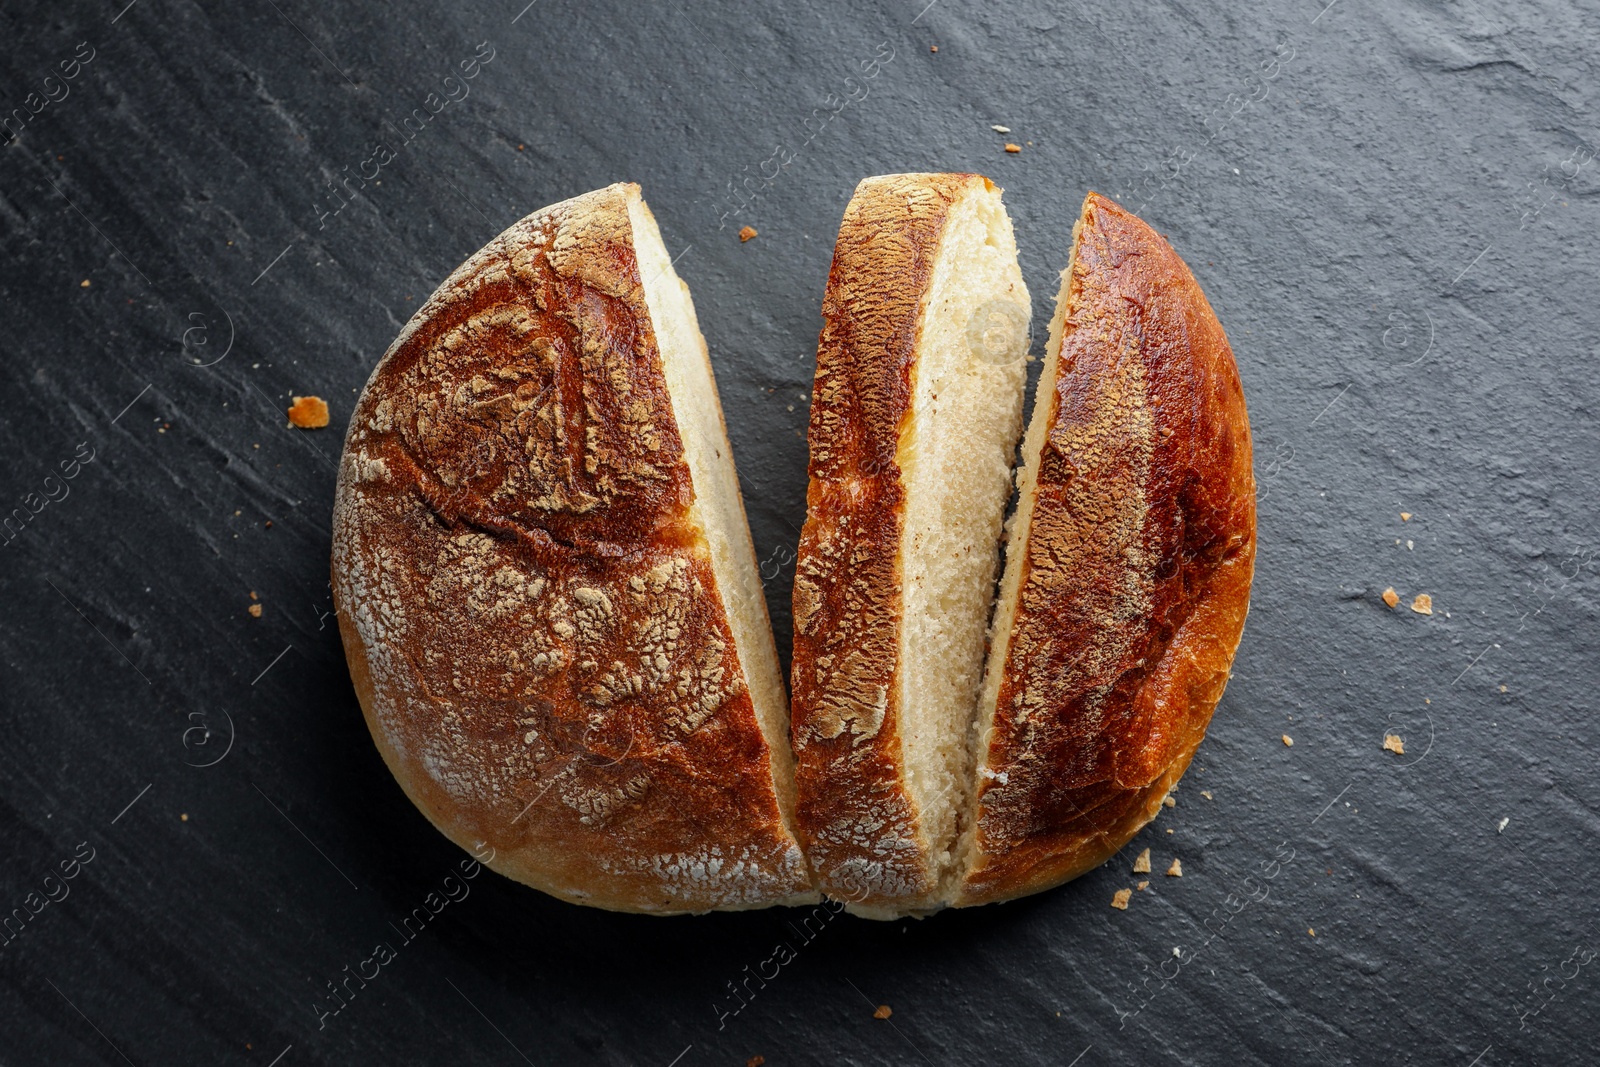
<box><xmin>2</xmin><ymin>0</ymin><xmax>1597</xmax><ymax>1063</ymax></box>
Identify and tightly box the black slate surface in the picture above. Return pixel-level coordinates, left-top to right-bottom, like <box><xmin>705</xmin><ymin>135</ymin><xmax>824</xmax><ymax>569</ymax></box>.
<box><xmin>2</xmin><ymin>1</ymin><xmax>1598</xmax><ymax>1064</ymax></box>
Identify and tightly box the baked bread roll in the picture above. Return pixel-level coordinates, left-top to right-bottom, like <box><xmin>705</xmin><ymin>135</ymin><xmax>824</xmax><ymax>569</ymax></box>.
<box><xmin>331</xmin><ymin>183</ymin><xmax>816</xmax><ymax>913</ymax></box>
<box><xmin>952</xmin><ymin>192</ymin><xmax>1256</xmax><ymax>907</ymax></box>
<box><xmin>789</xmin><ymin>174</ymin><xmax>1033</xmax><ymax>917</ymax></box>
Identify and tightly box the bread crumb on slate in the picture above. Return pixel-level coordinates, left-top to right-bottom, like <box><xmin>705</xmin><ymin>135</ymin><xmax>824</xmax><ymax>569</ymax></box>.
<box><xmin>1499</xmin><ymin>685</ymin><xmax>1508</xmax><ymax>693</ymax></box>
<box><xmin>747</xmin><ymin>1057</ymin><xmax>766</xmax><ymax>1067</ymax></box>
<box><xmin>1004</xmin><ymin>143</ymin><xmax>1022</xmax><ymax>153</ymax></box>
<box><xmin>1410</xmin><ymin>593</ymin><xmax>1433</xmax><ymax>615</ymax></box>
<box><xmin>180</xmin><ymin>813</ymin><xmax>189</xmax><ymax>822</ymax></box>
<box><xmin>1400</xmin><ymin>512</ymin><xmax>1412</xmax><ymax>521</ymax></box>
<box><xmin>249</xmin><ymin>590</ymin><xmax>258</xmax><ymax>600</ymax></box>
<box><xmin>1111</xmin><ymin>888</ymin><xmax>1132</xmax><ymax>910</ymax></box>
<box><xmin>1162</xmin><ymin>795</ymin><xmax>1176</xmax><ymax>809</ymax></box>
<box><xmin>1308</xmin><ymin>928</ymin><xmax>1316</xmax><ymax>937</ymax></box>
<box><xmin>80</xmin><ymin>279</ymin><xmax>91</xmax><ymax>288</ymax></box>
<box><xmin>930</xmin><ymin>45</ymin><xmax>938</xmax><ymax>52</ymax></box>
<box><xmin>1382</xmin><ymin>587</ymin><xmax>1400</xmax><ymax>608</ymax></box>
<box><xmin>873</xmin><ymin>1005</ymin><xmax>892</xmax><ymax>1020</ymax></box>
<box><xmin>992</xmin><ymin>124</ymin><xmax>1011</xmax><ymax>133</ymax></box>
<box><xmin>1383</xmin><ymin>733</ymin><xmax>1405</xmax><ymax>755</ymax></box>
<box><xmin>1166</xmin><ymin>858</ymin><xmax>1183</xmax><ymax>877</ymax></box>
<box><xmin>287</xmin><ymin>395</ymin><xmax>329</xmax><ymax>428</ymax></box>
<box><xmin>739</xmin><ymin>225</ymin><xmax>758</xmax><ymax>242</ymax></box>
<box><xmin>1133</xmin><ymin>848</ymin><xmax>1152</xmax><ymax>874</ymax></box>
<box><xmin>1201</xmin><ymin>790</ymin><xmax>1214</xmax><ymax>800</ymax></box>
<box><xmin>1136</xmin><ymin>880</ymin><xmax>1150</xmax><ymax>891</ymax></box>
<box><xmin>1282</xmin><ymin>734</ymin><xmax>1294</xmax><ymax>746</ymax></box>
<box><xmin>248</xmin><ymin>603</ymin><xmax>262</xmax><ymax>618</ymax></box>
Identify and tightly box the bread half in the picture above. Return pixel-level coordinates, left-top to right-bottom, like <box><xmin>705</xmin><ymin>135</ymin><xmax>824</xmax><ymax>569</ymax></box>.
<box><xmin>331</xmin><ymin>183</ymin><xmax>816</xmax><ymax>914</ymax></box>
<box><xmin>953</xmin><ymin>193</ymin><xmax>1256</xmax><ymax>907</ymax></box>
<box><xmin>790</xmin><ymin>174</ymin><xmax>1031</xmax><ymax>917</ymax></box>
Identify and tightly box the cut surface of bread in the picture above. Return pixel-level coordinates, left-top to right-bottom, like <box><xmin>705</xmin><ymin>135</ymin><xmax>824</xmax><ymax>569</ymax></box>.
<box><xmin>626</xmin><ymin>195</ymin><xmax>798</xmax><ymax>839</ymax></box>
<box><xmin>790</xmin><ymin>173</ymin><xmax>1030</xmax><ymax>917</ymax></box>
<box><xmin>332</xmin><ymin>183</ymin><xmax>815</xmax><ymax>914</ymax></box>
<box><xmin>952</xmin><ymin>192</ymin><xmax>1256</xmax><ymax>907</ymax></box>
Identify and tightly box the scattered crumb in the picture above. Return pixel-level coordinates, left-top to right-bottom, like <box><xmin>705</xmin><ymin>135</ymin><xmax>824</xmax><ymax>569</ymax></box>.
<box><xmin>1282</xmin><ymin>734</ymin><xmax>1294</xmax><ymax>747</ymax></box>
<box><xmin>1111</xmin><ymin>888</ymin><xmax>1132</xmax><ymax>910</ymax></box>
<box><xmin>1166</xmin><ymin>828</ymin><xmax>1174</xmax><ymax>834</ymax></box>
<box><xmin>739</xmin><ymin>225</ymin><xmax>758</xmax><ymax>242</ymax></box>
<box><xmin>1004</xmin><ymin>143</ymin><xmax>1022</xmax><ymax>153</ymax></box>
<box><xmin>747</xmin><ymin>1057</ymin><xmax>766</xmax><ymax>1067</ymax></box>
<box><xmin>1162</xmin><ymin>795</ymin><xmax>1176</xmax><ymax>809</ymax></box>
<box><xmin>1382</xmin><ymin>587</ymin><xmax>1400</xmax><ymax>608</ymax></box>
<box><xmin>1133</xmin><ymin>848</ymin><xmax>1152</xmax><ymax>874</ymax></box>
<box><xmin>264</xmin><ymin>520</ymin><xmax>273</xmax><ymax>528</ymax></box>
<box><xmin>1201</xmin><ymin>790</ymin><xmax>1213</xmax><ymax>800</ymax></box>
<box><xmin>1407</xmin><ymin>540</ymin><xmax>1414</xmax><ymax>550</ymax></box>
<box><xmin>287</xmin><ymin>395</ymin><xmax>329</xmax><ymax>429</ymax></box>
<box><xmin>1382</xmin><ymin>733</ymin><xmax>1405</xmax><ymax>755</ymax></box>
<box><xmin>991</xmin><ymin>124</ymin><xmax>1011</xmax><ymax>133</ymax></box>
<box><xmin>1400</xmin><ymin>512</ymin><xmax>1412</xmax><ymax>521</ymax></box>
<box><xmin>249</xmin><ymin>590</ymin><xmax>258</xmax><ymax>600</ymax></box>
<box><xmin>80</xmin><ymin>279</ymin><xmax>91</xmax><ymax>288</ymax></box>
<box><xmin>1410</xmin><ymin>593</ymin><xmax>1433</xmax><ymax>615</ymax></box>
<box><xmin>180</xmin><ymin>813</ymin><xmax>188</xmax><ymax>822</ymax></box>
<box><xmin>873</xmin><ymin>1005</ymin><xmax>892</xmax><ymax>1020</ymax></box>
<box><xmin>1497</xmin><ymin>817</ymin><xmax>1509</xmax><ymax>833</ymax></box>
<box><xmin>1499</xmin><ymin>685</ymin><xmax>1507</xmax><ymax>693</ymax></box>
<box><xmin>1308</xmin><ymin>928</ymin><xmax>1316</xmax><ymax>937</ymax></box>
<box><xmin>1166</xmin><ymin>858</ymin><xmax>1183</xmax><ymax>877</ymax></box>
<box><xmin>248</xmin><ymin>603</ymin><xmax>262</xmax><ymax>618</ymax></box>
<box><xmin>517</xmin><ymin>144</ymin><xmax>525</xmax><ymax>151</ymax></box>
<box><xmin>1136</xmin><ymin>880</ymin><xmax>1150</xmax><ymax>891</ymax></box>
<box><xmin>930</xmin><ymin>45</ymin><xmax>938</xmax><ymax>52</ymax></box>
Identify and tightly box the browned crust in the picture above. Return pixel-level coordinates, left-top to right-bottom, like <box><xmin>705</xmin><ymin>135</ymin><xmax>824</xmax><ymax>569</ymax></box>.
<box><xmin>331</xmin><ymin>183</ymin><xmax>814</xmax><ymax>914</ymax></box>
<box><xmin>789</xmin><ymin>173</ymin><xmax>989</xmax><ymax>910</ymax></box>
<box><xmin>956</xmin><ymin>192</ymin><xmax>1256</xmax><ymax>906</ymax></box>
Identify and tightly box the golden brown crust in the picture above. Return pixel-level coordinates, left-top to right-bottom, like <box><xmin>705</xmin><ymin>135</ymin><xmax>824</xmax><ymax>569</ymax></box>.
<box><xmin>789</xmin><ymin>173</ymin><xmax>988</xmax><ymax>910</ymax></box>
<box><xmin>332</xmin><ymin>184</ymin><xmax>813</xmax><ymax>914</ymax></box>
<box><xmin>956</xmin><ymin>192</ymin><xmax>1256</xmax><ymax>906</ymax></box>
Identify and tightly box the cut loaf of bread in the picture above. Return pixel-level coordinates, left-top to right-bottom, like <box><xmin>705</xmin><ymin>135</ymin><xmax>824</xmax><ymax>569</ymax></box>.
<box><xmin>333</xmin><ymin>179</ymin><xmax>1254</xmax><ymax>919</ymax></box>
<box><xmin>332</xmin><ymin>183</ymin><xmax>815</xmax><ymax>914</ymax></box>
<box><xmin>789</xmin><ymin>174</ymin><xmax>1032</xmax><ymax>917</ymax></box>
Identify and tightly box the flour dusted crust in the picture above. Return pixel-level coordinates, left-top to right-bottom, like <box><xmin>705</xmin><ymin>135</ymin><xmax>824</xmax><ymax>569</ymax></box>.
<box><xmin>789</xmin><ymin>173</ymin><xmax>991</xmax><ymax>913</ymax></box>
<box><xmin>332</xmin><ymin>184</ymin><xmax>815</xmax><ymax>914</ymax></box>
<box><xmin>954</xmin><ymin>193</ymin><xmax>1256</xmax><ymax>906</ymax></box>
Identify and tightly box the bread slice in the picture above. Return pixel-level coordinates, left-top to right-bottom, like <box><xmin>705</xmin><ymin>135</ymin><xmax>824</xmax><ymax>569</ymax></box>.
<box><xmin>790</xmin><ymin>174</ymin><xmax>1031</xmax><ymax>917</ymax></box>
<box><xmin>952</xmin><ymin>193</ymin><xmax>1256</xmax><ymax>907</ymax></box>
<box><xmin>332</xmin><ymin>183</ymin><xmax>816</xmax><ymax>914</ymax></box>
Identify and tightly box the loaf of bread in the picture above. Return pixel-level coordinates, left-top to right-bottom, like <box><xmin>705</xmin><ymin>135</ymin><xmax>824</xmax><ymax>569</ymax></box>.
<box><xmin>331</xmin><ymin>183</ymin><xmax>816</xmax><ymax>913</ymax></box>
<box><xmin>952</xmin><ymin>193</ymin><xmax>1256</xmax><ymax>907</ymax></box>
<box><xmin>333</xmin><ymin>180</ymin><xmax>1253</xmax><ymax>919</ymax></box>
<box><xmin>788</xmin><ymin>174</ymin><xmax>1032</xmax><ymax>917</ymax></box>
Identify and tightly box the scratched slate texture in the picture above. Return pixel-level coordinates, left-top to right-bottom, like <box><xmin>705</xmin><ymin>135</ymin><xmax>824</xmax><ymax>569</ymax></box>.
<box><xmin>1</xmin><ymin>0</ymin><xmax>1598</xmax><ymax>1064</ymax></box>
